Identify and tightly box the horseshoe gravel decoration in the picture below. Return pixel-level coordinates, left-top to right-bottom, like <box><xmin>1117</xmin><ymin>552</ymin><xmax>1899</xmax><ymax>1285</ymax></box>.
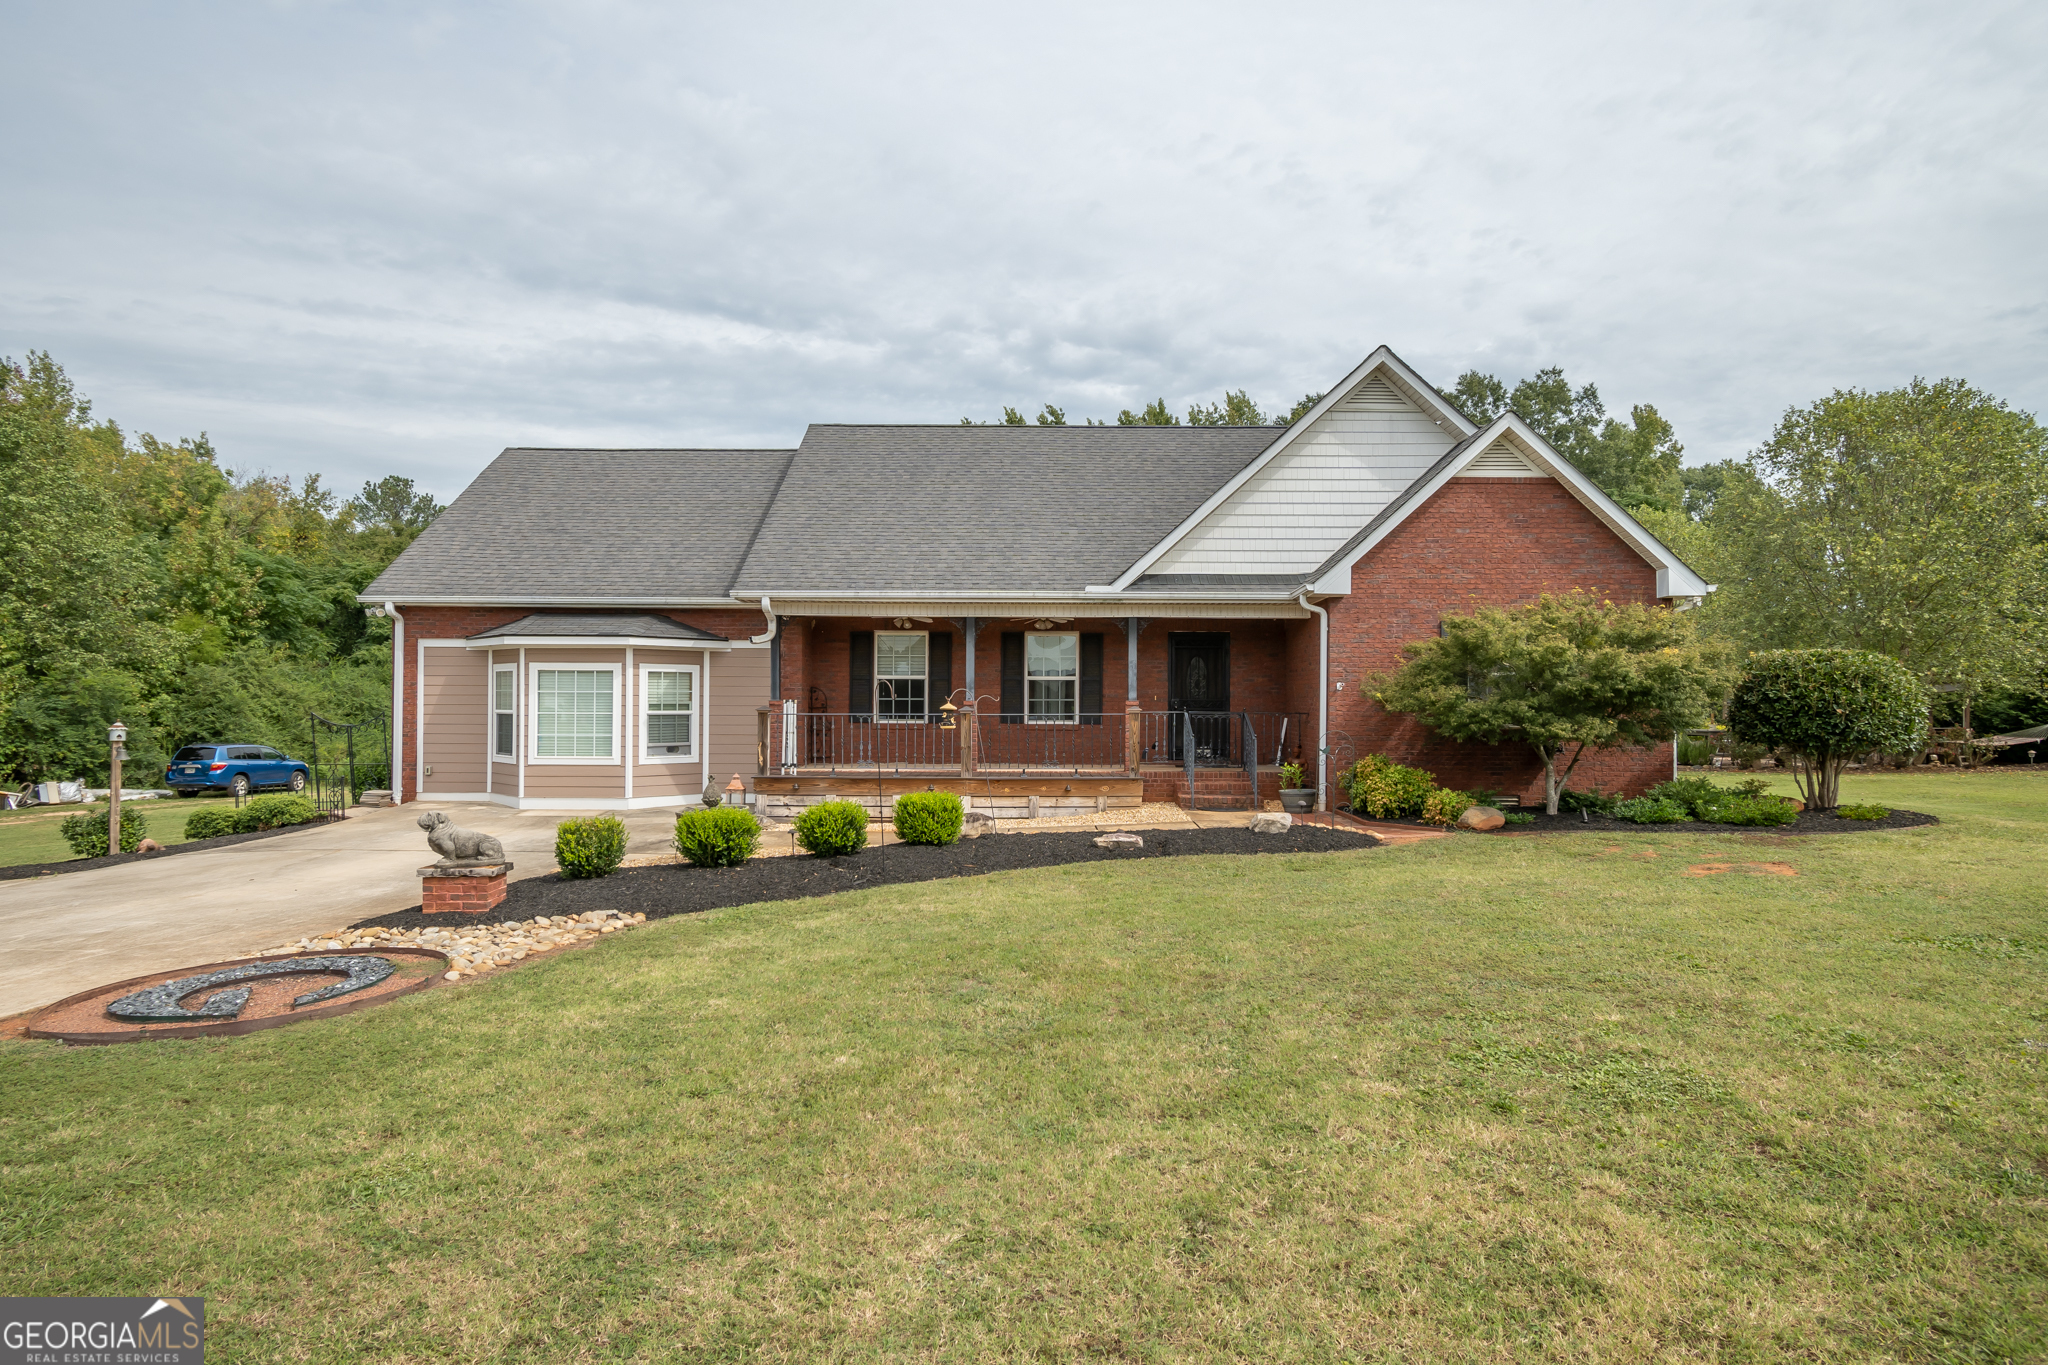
<box><xmin>106</xmin><ymin>955</ymin><xmax>397</xmax><ymax>1023</ymax></box>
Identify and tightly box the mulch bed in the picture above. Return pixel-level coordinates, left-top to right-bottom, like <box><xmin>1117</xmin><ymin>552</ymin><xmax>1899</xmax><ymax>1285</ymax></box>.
<box><xmin>0</xmin><ymin>817</ymin><xmax>333</xmax><ymax>882</ymax></box>
<box><xmin>351</xmin><ymin>825</ymin><xmax>1382</xmax><ymax>931</ymax></box>
<box><xmin>1356</xmin><ymin>807</ymin><xmax>1939</xmax><ymax>836</ymax></box>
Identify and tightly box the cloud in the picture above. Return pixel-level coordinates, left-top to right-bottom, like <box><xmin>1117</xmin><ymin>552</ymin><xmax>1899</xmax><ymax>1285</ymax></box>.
<box><xmin>3</xmin><ymin>0</ymin><xmax>2043</xmax><ymax>497</ymax></box>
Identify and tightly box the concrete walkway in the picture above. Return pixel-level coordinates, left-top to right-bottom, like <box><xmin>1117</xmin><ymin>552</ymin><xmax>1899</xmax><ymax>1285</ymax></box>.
<box><xmin>0</xmin><ymin>801</ymin><xmax>696</xmax><ymax>1019</ymax></box>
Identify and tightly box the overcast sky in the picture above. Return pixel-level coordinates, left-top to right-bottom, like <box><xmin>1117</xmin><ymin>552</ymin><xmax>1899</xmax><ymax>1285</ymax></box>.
<box><xmin>4</xmin><ymin>1</ymin><xmax>2043</xmax><ymax>500</ymax></box>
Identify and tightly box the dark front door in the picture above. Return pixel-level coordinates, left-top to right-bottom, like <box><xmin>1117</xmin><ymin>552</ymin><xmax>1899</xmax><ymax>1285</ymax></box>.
<box><xmin>1167</xmin><ymin>632</ymin><xmax>1232</xmax><ymax>763</ymax></box>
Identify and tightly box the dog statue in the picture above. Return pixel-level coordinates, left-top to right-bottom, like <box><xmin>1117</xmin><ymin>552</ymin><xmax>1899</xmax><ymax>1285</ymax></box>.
<box><xmin>417</xmin><ymin>810</ymin><xmax>506</xmax><ymax>865</ymax></box>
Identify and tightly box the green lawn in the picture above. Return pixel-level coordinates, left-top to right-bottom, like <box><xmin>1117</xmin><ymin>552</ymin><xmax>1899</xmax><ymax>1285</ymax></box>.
<box><xmin>0</xmin><ymin>796</ymin><xmax>213</xmax><ymax>867</ymax></box>
<box><xmin>3</xmin><ymin>771</ymin><xmax>2043</xmax><ymax>1361</ymax></box>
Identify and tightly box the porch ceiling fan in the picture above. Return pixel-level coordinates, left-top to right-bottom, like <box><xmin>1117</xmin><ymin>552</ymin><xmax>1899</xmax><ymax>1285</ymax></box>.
<box><xmin>1010</xmin><ymin>616</ymin><xmax>1074</xmax><ymax>630</ymax></box>
<box><xmin>890</xmin><ymin>616</ymin><xmax>934</xmax><ymax>628</ymax></box>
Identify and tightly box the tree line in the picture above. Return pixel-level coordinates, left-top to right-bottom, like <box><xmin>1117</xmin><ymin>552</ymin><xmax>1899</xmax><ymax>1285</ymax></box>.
<box><xmin>0</xmin><ymin>352</ymin><xmax>440</xmax><ymax>784</ymax></box>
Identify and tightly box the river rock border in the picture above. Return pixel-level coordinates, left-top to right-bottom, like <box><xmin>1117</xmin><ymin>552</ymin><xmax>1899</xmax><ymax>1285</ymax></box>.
<box><xmin>248</xmin><ymin>909</ymin><xmax>648</xmax><ymax>982</ymax></box>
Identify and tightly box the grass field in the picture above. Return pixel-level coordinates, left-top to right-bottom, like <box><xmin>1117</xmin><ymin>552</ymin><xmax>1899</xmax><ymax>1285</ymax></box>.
<box><xmin>0</xmin><ymin>797</ymin><xmax>211</xmax><ymax>867</ymax></box>
<box><xmin>2</xmin><ymin>771</ymin><xmax>2043</xmax><ymax>1361</ymax></box>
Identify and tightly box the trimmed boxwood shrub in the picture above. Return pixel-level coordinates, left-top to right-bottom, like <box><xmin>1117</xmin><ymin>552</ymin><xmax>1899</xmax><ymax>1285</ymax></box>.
<box><xmin>1419</xmin><ymin>788</ymin><xmax>1475</xmax><ymax>827</ymax></box>
<box><xmin>556</xmin><ymin>815</ymin><xmax>627</xmax><ymax>879</ymax></box>
<box><xmin>1838</xmin><ymin>802</ymin><xmax>1890</xmax><ymax>820</ymax></box>
<box><xmin>1342</xmin><ymin>755</ymin><xmax>1436</xmax><ymax>820</ymax></box>
<box><xmin>1728</xmin><ymin>649</ymin><xmax>1926</xmax><ymax>809</ymax></box>
<box><xmin>893</xmin><ymin>791</ymin><xmax>964</xmax><ymax>845</ymax></box>
<box><xmin>794</xmin><ymin>800</ymin><xmax>868</xmax><ymax>856</ymax></box>
<box><xmin>674</xmin><ymin>806</ymin><xmax>761</xmax><ymax>867</ymax></box>
<box><xmin>240</xmin><ymin>794</ymin><xmax>318</xmax><ymax>831</ymax></box>
<box><xmin>60</xmin><ymin>806</ymin><xmax>148</xmax><ymax>856</ymax></box>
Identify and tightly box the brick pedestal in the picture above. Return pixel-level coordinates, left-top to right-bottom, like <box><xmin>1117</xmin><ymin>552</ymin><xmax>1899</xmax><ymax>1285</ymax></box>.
<box><xmin>419</xmin><ymin>861</ymin><xmax>514</xmax><ymax>914</ymax></box>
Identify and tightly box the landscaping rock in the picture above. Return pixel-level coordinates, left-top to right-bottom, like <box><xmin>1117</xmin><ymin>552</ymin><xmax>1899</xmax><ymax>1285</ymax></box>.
<box><xmin>1094</xmin><ymin>832</ymin><xmax>1144</xmax><ymax>849</ymax></box>
<box><xmin>1458</xmin><ymin>806</ymin><xmax>1507</xmax><ymax>831</ymax></box>
<box><xmin>137</xmin><ymin>838</ymin><xmax>163</xmax><ymax>853</ymax></box>
<box><xmin>1249</xmin><ymin>811</ymin><xmax>1293</xmax><ymax>834</ymax></box>
<box><xmin>962</xmin><ymin>811</ymin><xmax>997</xmax><ymax>838</ymax></box>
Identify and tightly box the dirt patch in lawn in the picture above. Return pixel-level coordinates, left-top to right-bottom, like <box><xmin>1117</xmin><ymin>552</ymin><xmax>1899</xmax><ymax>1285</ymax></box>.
<box><xmin>1682</xmin><ymin>862</ymin><xmax>1800</xmax><ymax>878</ymax></box>
<box><xmin>350</xmin><ymin>825</ymin><xmax>1382</xmax><ymax>931</ymax></box>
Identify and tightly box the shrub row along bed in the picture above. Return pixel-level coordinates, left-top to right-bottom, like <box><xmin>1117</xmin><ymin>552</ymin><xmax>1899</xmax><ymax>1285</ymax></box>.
<box><xmin>351</xmin><ymin>825</ymin><xmax>1379</xmax><ymax>931</ymax></box>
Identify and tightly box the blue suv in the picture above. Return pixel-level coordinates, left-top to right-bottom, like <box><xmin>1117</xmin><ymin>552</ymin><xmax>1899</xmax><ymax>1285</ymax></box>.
<box><xmin>167</xmin><ymin>744</ymin><xmax>311</xmax><ymax>799</ymax></box>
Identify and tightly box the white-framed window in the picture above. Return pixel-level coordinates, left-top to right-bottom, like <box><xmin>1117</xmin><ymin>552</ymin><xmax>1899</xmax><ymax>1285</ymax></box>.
<box><xmin>528</xmin><ymin>664</ymin><xmax>621</xmax><ymax>763</ymax></box>
<box><xmin>875</xmin><ymin>631</ymin><xmax>927</xmax><ymax>722</ymax></box>
<box><xmin>492</xmin><ymin>664</ymin><xmax>516</xmax><ymax>759</ymax></box>
<box><xmin>640</xmin><ymin>664</ymin><xmax>698</xmax><ymax>762</ymax></box>
<box><xmin>1026</xmin><ymin>632</ymin><xmax>1079</xmax><ymax>724</ymax></box>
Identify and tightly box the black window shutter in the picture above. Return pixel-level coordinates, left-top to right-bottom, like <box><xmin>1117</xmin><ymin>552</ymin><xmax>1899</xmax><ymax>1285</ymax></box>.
<box><xmin>850</xmin><ymin>631</ymin><xmax>873</xmax><ymax>721</ymax></box>
<box><xmin>927</xmin><ymin>633</ymin><xmax>952</xmax><ymax>723</ymax></box>
<box><xmin>999</xmin><ymin>632</ymin><xmax>1024</xmax><ymax>724</ymax></box>
<box><xmin>1080</xmin><ymin>633</ymin><xmax>1103</xmax><ymax>725</ymax></box>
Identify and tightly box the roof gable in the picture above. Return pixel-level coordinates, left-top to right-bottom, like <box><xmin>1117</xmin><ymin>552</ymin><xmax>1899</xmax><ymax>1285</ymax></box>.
<box><xmin>1104</xmin><ymin>347</ymin><xmax>1476</xmax><ymax>588</ymax></box>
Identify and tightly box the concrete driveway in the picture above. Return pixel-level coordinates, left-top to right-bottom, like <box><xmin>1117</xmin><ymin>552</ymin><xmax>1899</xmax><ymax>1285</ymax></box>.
<box><xmin>0</xmin><ymin>801</ymin><xmax>697</xmax><ymax>1019</ymax></box>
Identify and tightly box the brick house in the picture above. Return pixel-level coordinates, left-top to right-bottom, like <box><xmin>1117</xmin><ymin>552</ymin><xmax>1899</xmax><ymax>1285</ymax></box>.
<box><xmin>362</xmin><ymin>346</ymin><xmax>1709</xmax><ymax>816</ymax></box>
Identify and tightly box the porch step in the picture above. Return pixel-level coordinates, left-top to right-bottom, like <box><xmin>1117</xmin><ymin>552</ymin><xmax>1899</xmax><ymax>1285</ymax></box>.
<box><xmin>1159</xmin><ymin>770</ymin><xmax>1259</xmax><ymax>812</ymax></box>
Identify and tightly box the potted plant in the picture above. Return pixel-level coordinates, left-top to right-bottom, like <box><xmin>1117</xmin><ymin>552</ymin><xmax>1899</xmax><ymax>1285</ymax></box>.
<box><xmin>1277</xmin><ymin>761</ymin><xmax>1315</xmax><ymax>813</ymax></box>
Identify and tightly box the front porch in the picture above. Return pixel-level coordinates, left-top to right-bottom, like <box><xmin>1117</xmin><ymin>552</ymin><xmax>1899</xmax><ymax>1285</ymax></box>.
<box><xmin>758</xmin><ymin>608</ymin><xmax>1319</xmax><ymax>815</ymax></box>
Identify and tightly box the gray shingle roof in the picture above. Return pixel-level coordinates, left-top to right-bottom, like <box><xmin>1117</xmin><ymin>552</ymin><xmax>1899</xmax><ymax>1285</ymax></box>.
<box><xmin>728</xmin><ymin>425</ymin><xmax>1277</xmax><ymax>596</ymax></box>
<box><xmin>363</xmin><ymin>448</ymin><xmax>795</xmax><ymax>602</ymax></box>
<box><xmin>467</xmin><ymin>613</ymin><xmax>729</xmax><ymax>642</ymax></box>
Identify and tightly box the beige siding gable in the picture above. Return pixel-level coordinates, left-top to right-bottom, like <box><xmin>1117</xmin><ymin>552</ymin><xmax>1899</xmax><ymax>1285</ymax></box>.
<box><xmin>1149</xmin><ymin>370</ymin><xmax>1460</xmax><ymax>576</ymax></box>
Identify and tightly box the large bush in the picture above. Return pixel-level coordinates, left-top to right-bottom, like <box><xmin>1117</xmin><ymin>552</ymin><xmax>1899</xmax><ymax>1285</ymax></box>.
<box><xmin>893</xmin><ymin>791</ymin><xmax>964</xmax><ymax>845</ymax></box>
<box><xmin>60</xmin><ymin>805</ymin><xmax>148</xmax><ymax>856</ymax></box>
<box><xmin>794</xmin><ymin>800</ymin><xmax>868</xmax><ymax>857</ymax></box>
<box><xmin>556</xmin><ymin>815</ymin><xmax>627</xmax><ymax>879</ymax></box>
<box><xmin>1727</xmin><ymin>650</ymin><xmax>1927</xmax><ymax>809</ymax></box>
<box><xmin>674</xmin><ymin>806</ymin><xmax>761</xmax><ymax>868</ymax></box>
<box><xmin>1342</xmin><ymin>756</ymin><xmax>1436</xmax><ymax>820</ymax></box>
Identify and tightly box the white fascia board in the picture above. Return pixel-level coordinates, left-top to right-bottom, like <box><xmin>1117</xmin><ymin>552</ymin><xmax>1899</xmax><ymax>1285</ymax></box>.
<box><xmin>354</xmin><ymin>595</ymin><xmax>746</xmax><ymax>608</ymax></box>
<box><xmin>1308</xmin><ymin>415</ymin><xmax>1713</xmax><ymax>598</ymax></box>
<box><xmin>1105</xmin><ymin>346</ymin><xmax>1478</xmax><ymax>590</ymax></box>
<box><xmin>463</xmin><ymin>636</ymin><xmax>735</xmax><ymax>650</ymax></box>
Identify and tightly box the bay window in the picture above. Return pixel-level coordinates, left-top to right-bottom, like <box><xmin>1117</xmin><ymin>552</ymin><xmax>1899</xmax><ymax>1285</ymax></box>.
<box><xmin>530</xmin><ymin>666</ymin><xmax>619</xmax><ymax>762</ymax></box>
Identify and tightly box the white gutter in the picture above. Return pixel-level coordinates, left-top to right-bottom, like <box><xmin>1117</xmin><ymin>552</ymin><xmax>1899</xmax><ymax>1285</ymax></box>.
<box><xmin>385</xmin><ymin>602</ymin><xmax>404</xmax><ymax>805</ymax></box>
<box><xmin>1297</xmin><ymin>591</ymin><xmax>1329</xmax><ymax>811</ymax></box>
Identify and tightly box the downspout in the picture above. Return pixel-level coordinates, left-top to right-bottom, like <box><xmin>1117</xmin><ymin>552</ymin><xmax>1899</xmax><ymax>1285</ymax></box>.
<box><xmin>1297</xmin><ymin>591</ymin><xmax>1329</xmax><ymax>811</ymax></box>
<box><xmin>385</xmin><ymin>602</ymin><xmax>405</xmax><ymax>804</ymax></box>
<box><xmin>750</xmin><ymin>597</ymin><xmax>780</xmax><ymax>701</ymax></box>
